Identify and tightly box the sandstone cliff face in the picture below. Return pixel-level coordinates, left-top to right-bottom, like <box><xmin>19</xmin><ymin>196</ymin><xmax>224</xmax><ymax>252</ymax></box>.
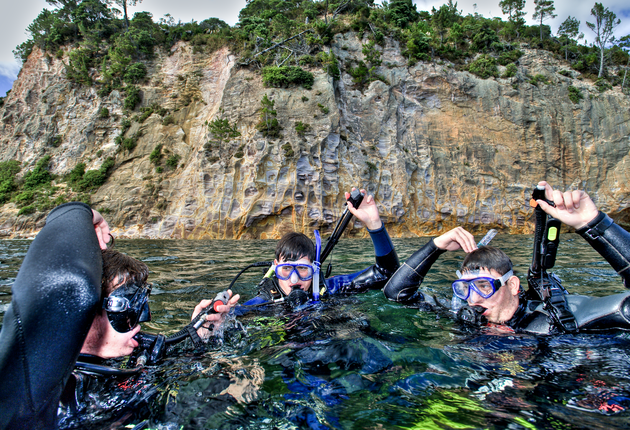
<box><xmin>1</xmin><ymin>34</ymin><xmax>629</xmax><ymax>239</ymax></box>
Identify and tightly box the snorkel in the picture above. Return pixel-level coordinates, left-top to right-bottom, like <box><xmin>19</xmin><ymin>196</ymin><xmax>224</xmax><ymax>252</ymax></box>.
<box><xmin>312</xmin><ymin>230</ymin><xmax>322</xmax><ymax>302</ymax></box>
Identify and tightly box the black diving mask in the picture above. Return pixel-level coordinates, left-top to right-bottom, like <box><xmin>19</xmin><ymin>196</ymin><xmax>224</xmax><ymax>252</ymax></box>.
<box><xmin>103</xmin><ymin>282</ymin><xmax>152</xmax><ymax>333</ymax></box>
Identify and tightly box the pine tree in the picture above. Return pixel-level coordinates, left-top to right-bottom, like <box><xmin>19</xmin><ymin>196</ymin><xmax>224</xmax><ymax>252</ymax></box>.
<box><xmin>533</xmin><ymin>0</ymin><xmax>557</xmax><ymax>42</ymax></box>
<box><xmin>557</xmin><ymin>16</ymin><xmax>582</xmax><ymax>61</ymax></box>
<box><xmin>586</xmin><ymin>2</ymin><xmax>621</xmax><ymax>78</ymax></box>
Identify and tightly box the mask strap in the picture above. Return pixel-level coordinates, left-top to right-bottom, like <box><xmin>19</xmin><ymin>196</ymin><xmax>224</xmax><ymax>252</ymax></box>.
<box><xmin>312</xmin><ymin>230</ymin><xmax>321</xmax><ymax>301</ymax></box>
<box><xmin>454</xmin><ymin>269</ymin><xmax>514</xmax><ymax>286</ymax></box>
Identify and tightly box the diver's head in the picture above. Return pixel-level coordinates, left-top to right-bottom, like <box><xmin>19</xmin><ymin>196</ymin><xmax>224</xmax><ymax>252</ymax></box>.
<box><xmin>274</xmin><ymin>233</ymin><xmax>316</xmax><ymax>296</ymax></box>
<box><xmin>81</xmin><ymin>250</ymin><xmax>150</xmax><ymax>358</ymax></box>
<box><xmin>454</xmin><ymin>246</ymin><xmax>520</xmax><ymax>324</ymax></box>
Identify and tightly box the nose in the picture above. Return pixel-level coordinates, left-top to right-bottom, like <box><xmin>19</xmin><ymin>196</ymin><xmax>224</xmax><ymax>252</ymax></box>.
<box><xmin>290</xmin><ymin>270</ymin><xmax>299</xmax><ymax>284</ymax></box>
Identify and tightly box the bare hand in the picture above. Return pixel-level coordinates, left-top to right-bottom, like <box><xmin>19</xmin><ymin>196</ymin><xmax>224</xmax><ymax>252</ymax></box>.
<box><xmin>345</xmin><ymin>188</ymin><xmax>383</xmax><ymax>230</ymax></box>
<box><xmin>535</xmin><ymin>181</ymin><xmax>599</xmax><ymax>229</ymax></box>
<box><xmin>433</xmin><ymin>227</ymin><xmax>477</xmax><ymax>253</ymax></box>
<box><xmin>92</xmin><ymin>209</ymin><xmax>111</xmax><ymax>250</ymax></box>
<box><xmin>192</xmin><ymin>290</ymin><xmax>240</xmax><ymax>338</ymax></box>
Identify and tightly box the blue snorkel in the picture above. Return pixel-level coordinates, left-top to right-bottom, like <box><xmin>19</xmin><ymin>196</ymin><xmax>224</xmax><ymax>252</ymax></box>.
<box><xmin>312</xmin><ymin>230</ymin><xmax>322</xmax><ymax>302</ymax></box>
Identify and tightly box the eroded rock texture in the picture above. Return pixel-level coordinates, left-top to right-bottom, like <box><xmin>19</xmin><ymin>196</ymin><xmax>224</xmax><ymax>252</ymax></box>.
<box><xmin>1</xmin><ymin>34</ymin><xmax>629</xmax><ymax>239</ymax></box>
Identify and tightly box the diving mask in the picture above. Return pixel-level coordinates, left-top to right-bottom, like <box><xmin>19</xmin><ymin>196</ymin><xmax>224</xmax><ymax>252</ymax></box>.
<box><xmin>103</xmin><ymin>281</ymin><xmax>152</xmax><ymax>333</ymax></box>
<box><xmin>452</xmin><ymin>270</ymin><xmax>514</xmax><ymax>300</ymax></box>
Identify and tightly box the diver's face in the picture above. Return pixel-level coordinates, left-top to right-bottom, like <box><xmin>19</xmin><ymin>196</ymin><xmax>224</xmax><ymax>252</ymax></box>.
<box><xmin>463</xmin><ymin>268</ymin><xmax>520</xmax><ymax>324</ymax></box>
<box><xmin>81</xmin><ymin>311</ymin><xmax>142</xmax><ymax>359</ymax></box>
<box><xmin>275</xmin><ymin>256</ymin><xmax>313</xmax><ymax>296</ymax></box>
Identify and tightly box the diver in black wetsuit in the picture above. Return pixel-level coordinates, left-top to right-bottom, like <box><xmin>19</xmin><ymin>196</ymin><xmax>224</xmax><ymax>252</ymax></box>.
<box><xmin>242</xmin><ymin>189</ymin><xmax>399</xmax><ymax>308</ymax></box>
<box><xmin>0</xmin><ymin>202</ymin><xmax>240</xmax><ymax>430</ymax></box>
<box><xmin>0</xmin><ymin>202</ymin><xmax>110</xmax><ymax>429</ymax></box>
<box><xmin>383</xmin><ymin>181</ymin><xmax>630</xmax><ymax>334</ymax></box>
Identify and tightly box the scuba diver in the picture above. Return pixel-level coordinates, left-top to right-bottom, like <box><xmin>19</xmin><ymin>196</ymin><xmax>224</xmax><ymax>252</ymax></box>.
<box><xmin>58</xmin><ymin>247</ymin><xmax>239</xmax><ymax>427</ymax></box>
<box><xmin>383</xmin><ymin>181</ymin><xmax>630</xmax><ymax>333</ymax></box>
<box><xmin>0</xmin><ymin>201</ymin><xmax>239</xmax><ymax>429</ymax></box>
<box><xmin>241</xmin><ymin>188</ymin><xmax>400</xmax><ymax>309</ymax></box>
<box><xmin>0</xmin><ymin>202</ymin><xmax>109</xmax><ymax>429</ymax></box>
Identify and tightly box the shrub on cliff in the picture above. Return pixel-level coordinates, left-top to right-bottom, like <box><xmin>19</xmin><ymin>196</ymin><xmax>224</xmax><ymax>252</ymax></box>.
<box><xmin>23</xmin><ymin>156</ymin><xmax>53</xmax><ymax>190</ymax></box>
<box><xmin>568</xmin><ymin>85</ymin><xmax>583</xmax><ymax>103</ymax></box>
<box><xmin>207</xmin><ymin>112</ymin><xmax>241</xmax><ymax>148</ymax></box>
<box><xmin>68</xmin><ymin>157</ymin><xmax>116</xmax><ymax>192</ymax></box>
<box><xmin>468</xmin><ymin>55</ymin><xmax>499</xmax><ymax>79</ymax></box>
<box><xmin>0</xmin><ymin>160</ymin><xmax>21</xmax><ymax>204</ymax></box>
<box><xmin>256</xmin><ymin>94</ymin><xmax>282</xmax><ymax>139</ymax></box>
<box><xmin>262</xmin><ymin>66</ymin><xmax>314</xmax><ymax>89</ymax></box>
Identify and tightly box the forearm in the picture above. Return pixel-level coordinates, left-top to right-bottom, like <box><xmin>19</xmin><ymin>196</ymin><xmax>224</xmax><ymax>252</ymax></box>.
<box><xmin>0</xmin><ymin>202</ymin><xmax>103</xmax><ymax>427</ymax></box>
<box><xmin>576</xmin><ymin>211</ymin><xmax>630</xmax><ymax>287</ymax></box>
<box><xmin>369</xmin><ymin>223</ymin><xmax>400</xmax><ymax>275</ymax></box>
<box><xmin>383</xmin><ymin>239</ymin><xmax>446</xmax><ymax>303</ymax></box>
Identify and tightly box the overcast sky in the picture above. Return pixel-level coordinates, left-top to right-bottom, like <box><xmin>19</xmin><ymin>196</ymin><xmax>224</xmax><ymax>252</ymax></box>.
<box><xmin>1</xmin><ymin>0</ymin><xmax>629</xmax><ymax>97</ymax></box>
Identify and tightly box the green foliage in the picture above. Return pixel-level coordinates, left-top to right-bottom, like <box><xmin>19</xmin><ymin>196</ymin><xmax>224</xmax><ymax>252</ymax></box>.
<box><xmin>317</xmin><ymin>103</ymin><xmax>329</xmax><ymax>115</ymax></box>
<box><xmin>295</xmin><ymin>121</ymin><xmax>311</xmax><ymax>138</ymax></box>
<box><xmin>502</xmin><ymin>63</ymin><xmax>517</xmax><ymax>78</ymax></box>
<box><xmin>165</xmin><ymin>154</ymin><xmax>181</xmax><ymax>169</ymax></box>
<box><xmin>256</xmin><ymin>94</ymin><xmax>282</xmax><ymax>139</ymax></box>
<box><xmin>404</xmin><ymin>22</ymin><xmax>432</xmax><ymax>63</ymax></box>
<box><xmin>0</xmin><ymin>160</ymin><xmax>21</xmax><ymax>204</ymax></box>
<box><xmin>281</xmin><ymin>142</ymin><xmax>294</xmax><ymax>158</ymax></box>
<box><xmin>118</xmin><ymin>131</ymin><xmax>142</xmax><ymax>152</ymax></box>
<box><xmin>595</xmin><ymin>77</ymin><xmax>612</xmax><ymax>92</ymax></box>
<box><xmin>98</xmin><ymin>107</ymin><xmax>110</xmax><ymax>118</ymax></box>
<box><xmin>149</xmin><ymin>144</ymin><xmax>163</xmax><ymax>165</ymax></box>
<box><xmin>468</xmin><ymin>55</ymin><xmax>499</xmax><ymax>79</ymax></box>
<box><xmin>162</xmin><ymin>115</ymin><xmax>176</xmax><ymax>126</ymax></box>
<box><xmin>567</xmin><ymin>85</ymin><xmax>583</xmax><ymax>103</ymax></box>
<box><xmin>66</xmin><ymin>162</ymin><xmax>86</xmax><ymax>185</ymax></box>
<box><xmin>318</xmin><ymin>51</ymin><xmax>340</xmax><ymax>79</ymax></box>
<box><xmin>497</xmin><ymin>49</ymin><xmax>523</xmax><ymax>66</ymax></box>
<box><xmin>388</xmin><ymin>0</ymin><xmax>420</xmax><ymax>29</ymax></box>
<box><xmin>23</xmin><ymin>155</ymin><xmax>53</xmax><ymax>190</ymax></box>
<box><xmin>65</xmin><ymin>49</ymin><xmax>93</xmax><ymax>85</ymax></box>
<box><xmin>366</xmin><ymin>161</ymin><xmax>378</xmax><ymax>173</ymax></box>
<box><xmin>301</xmin><ymin>96</ymin><xmax>309</xmax><ymax>102</ymax></box>
<box><xmin>123</xmin><ymin>62</ymin><xmax>147</xmax><ymax>84</ymax></box>
<box><xmin>66</xmin><ymin>157</ymin><xmax>115</xmax><ymax>192</ymax></box>
<box><xmin>123</xmin><ymin>85</ymin><xmax>141</xmax><ymax>110</ymax></box>
<box><xmin>18</xmin><ymin>206</ymin><xmax>36</xmax><ymax>216</ymax></box>
<box><xmin>558</xmin><ymin>70</ymin><xmax>572</xmax><ymax>77</ymax></box>
<box><xmin>530</xmin><ymin>74</ymin><xmax>549</xmax><ymax>86</ymax></box>
<box><xmin>207</xmin><ymin>111</ymin><xmax>241</xmax><ymax>148</ymax></box>
<box><xmin>261</xmin><ymin>66</ymin><xmax>314</xmax><ymax>89</ymax></box>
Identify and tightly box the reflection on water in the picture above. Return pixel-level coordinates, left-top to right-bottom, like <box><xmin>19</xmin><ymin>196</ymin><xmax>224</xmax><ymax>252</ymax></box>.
<box><xmin>1</xmin><ymin>234</ymin><xmax>629</xmax><ymax>428</ymax></box>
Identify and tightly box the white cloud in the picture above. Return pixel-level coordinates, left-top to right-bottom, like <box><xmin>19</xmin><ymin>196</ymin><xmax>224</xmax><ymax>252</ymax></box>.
<box><xmin>0</xmin><ymin>62</ymin><xmax>21</xmax><ymax>80</ymax></box>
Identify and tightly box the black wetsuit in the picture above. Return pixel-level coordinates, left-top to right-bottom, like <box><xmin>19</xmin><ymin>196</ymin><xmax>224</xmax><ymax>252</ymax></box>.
<box><xmin>0</xmin><ymin>203</ymin><xmax>102</xmax><ymax>429</ymax></box>
<box><xmin>244</xmin><ymin>225</ymin><xmax>400</xmax><ymax>306</ymax></box>
<box><xmin>383</xmin><ymin>212</ymin><xmax>630</xmax><ymax>333</ymax></box>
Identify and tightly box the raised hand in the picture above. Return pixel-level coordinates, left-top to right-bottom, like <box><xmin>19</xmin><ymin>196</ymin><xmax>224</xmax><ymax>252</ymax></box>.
<box><xmin>535</xmin><ymin>181</ymin><xmax>599</xmax><ymax>229</ymax></box>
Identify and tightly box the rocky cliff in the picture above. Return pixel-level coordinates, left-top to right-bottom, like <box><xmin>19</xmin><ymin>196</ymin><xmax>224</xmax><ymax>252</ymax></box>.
<box><xmin>1</xmin><ymin>34</ymin><xmax>629</xmax><ymax>239</ymax></box>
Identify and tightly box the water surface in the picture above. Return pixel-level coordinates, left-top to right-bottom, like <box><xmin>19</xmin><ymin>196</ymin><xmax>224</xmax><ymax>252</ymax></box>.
<box><xmin>1</xmin><ymin>233</ymin><xmax>629</xmax><ymax>429</ymax></box>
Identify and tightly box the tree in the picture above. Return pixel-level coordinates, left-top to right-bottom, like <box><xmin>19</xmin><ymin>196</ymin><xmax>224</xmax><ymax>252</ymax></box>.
<box><xmin>431</xmin><ymin>0</ymin><xmax>459</xmax><ymax>44</ymax></box>
<box><xmin>207</xmin><ymin>111</ymin><xmax>241</xmax><ymax>148</ymax></box>
<box><xmin>112</xmin><ymin>0</ymin><xmax>143</xmax><ymax>30</ymax></box>
<box><xmin>533</xmin><ymin>0</ymin><xmax>557</xmax><ymax>41</ymax></box>
<box><xmin>499</xmin><ymin>0</ymin><xmax>526</xmax><ymax>38</ymax></box>
<box><xmin>619</xmin><ymin>35</ymin><xmax>630</xmax><ymax>90</ymax></box>
<box><xmin>557</xmin><ymin>16</ymin><xmax>583</xmax><ymax>61</ymax></box>
<box><xmin>586</xmin><ymin>2</ymin><xmax>621</xmax><ymax>78</ymax></box>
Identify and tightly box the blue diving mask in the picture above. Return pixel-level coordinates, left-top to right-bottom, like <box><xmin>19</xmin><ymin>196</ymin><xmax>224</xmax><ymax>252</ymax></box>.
<box><xmin>452</xmin><ymin>269</ymin><xmax>514</xmax><ymax>301</ymax></box>
<box><xmin>275</xmin><ymin>263</ymin><xmax>314</xmax><ymax>281</ymax></box>
<box><xmin>103</xmin><ymin>281</ymin><xmax>152</xmax><ymax>333</ymax></box>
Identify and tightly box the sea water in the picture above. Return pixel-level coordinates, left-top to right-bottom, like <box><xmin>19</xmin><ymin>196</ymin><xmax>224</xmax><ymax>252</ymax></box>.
<box><xmin>1</xmin><ymin>234</ymin><xmax>629</xmax><ymax>429</ymax></box>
